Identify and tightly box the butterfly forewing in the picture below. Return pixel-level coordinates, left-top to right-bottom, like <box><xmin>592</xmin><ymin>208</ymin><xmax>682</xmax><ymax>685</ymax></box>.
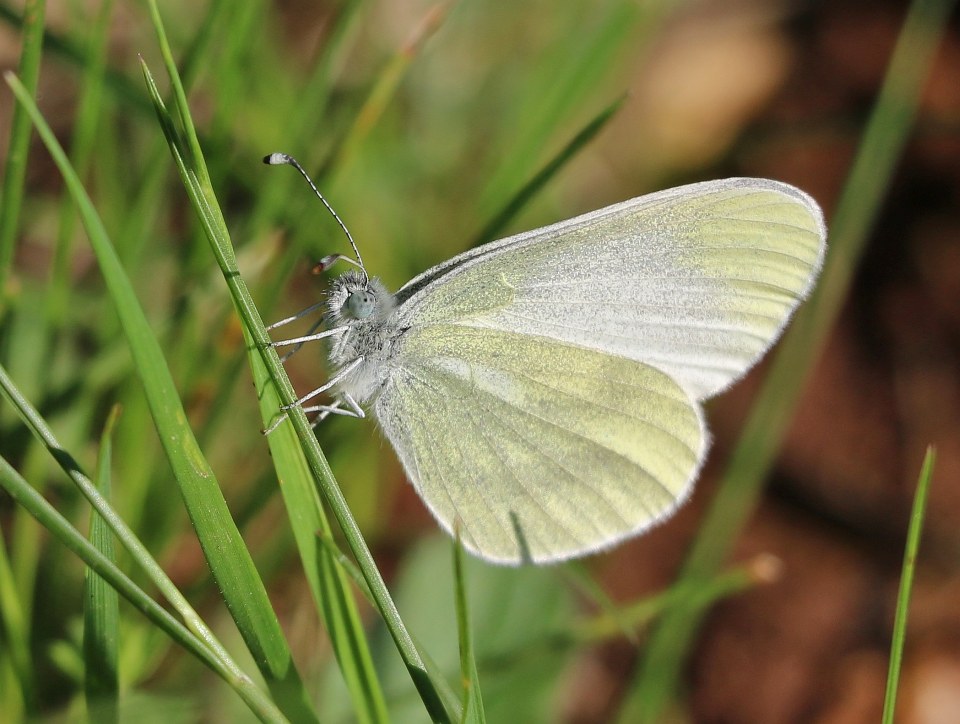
<box><xmin>393</xmin><ymin>178</ymin><xmax>825</xmax><ymax>401</ymax></box>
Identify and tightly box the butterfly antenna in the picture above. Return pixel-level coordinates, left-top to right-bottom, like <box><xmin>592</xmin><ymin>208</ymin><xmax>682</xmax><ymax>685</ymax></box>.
<box><xmin>263</xmin><ymin>152</ymin><xmax>367</xmax><ymax>277</ymax></box>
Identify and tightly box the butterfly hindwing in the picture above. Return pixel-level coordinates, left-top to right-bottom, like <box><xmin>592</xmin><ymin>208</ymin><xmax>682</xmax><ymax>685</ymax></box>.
<box><xmin>375</xmin><ymin>325</ymin><xmax>706</xmax><ymax>564</ymax></box>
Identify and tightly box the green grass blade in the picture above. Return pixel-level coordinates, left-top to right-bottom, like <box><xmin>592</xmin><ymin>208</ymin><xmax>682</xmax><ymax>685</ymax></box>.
<box><xmin>883</xmin><ymin>446</ymin><xmax>935</xmax><ymax>723</ymax></box>
<box><xmin>140</xmin><ymin>2</ymin><xmax>455</xmax><ymax>714</ymax></box>
<box><xmin>254</xmin><ymin>349</ymin><xmax>391</xmax><ymax>724</ymax></box>
<box><xmin>0</xmin><ymin>456</ymin><xmax>287</xmax><ymax>724</ymax></box>
<box><xmin>47</xmin><ymin>0</ymin><xmax>114</xmax><ymax>329</ymax></box>
<box><xmin>245</xmin><ymin>343</ymin><xmax>390</xmax><ymax>723</ymax></box>
<box><xmin>83</xmin><ymin>405</ymin><xmax>121</xmax><ymax>722</ymax></box>
<box><xmin>0</xmin><ymin>360</ymin><xmax>225</xmax><ymax>660</ymax></box>
<box><xmin>0</xmin><ymin>516</ymin><xmax>31</xmax><ymax>716</ymax></box>
<box><xmin>0</xmin><ymin>0</ymin><xmax>45</xmax><ymax>304</ymax></box>
<box><xmin>0</xmin><ymin>3</ymin><xmax>151</xmax><ymax>120</ymax></box>
<box><xmin>141</xmin><ymin>5</ymin><xmax>391</xmax><ymax>719</ymax></box>
<box><xmin>631</xmin><ymin>0</ymin><xmax>958</xmax><ymax>719</ymax></box>
<box><xmin>472</xmin><ymin>94</ymin><xmax>626</xmax><ymax>246</ymax></box>
<box><xmin>4</xmin><ymin>72</ymin><xmax>318</xmax><ymax>723</ymax></box>
<box><xmin>141</xmin><ymin>57</ymin><xmax>450</xmax><ymax>721</ymax></box>
<box><xmin>0</xmin><ymin>360</ymin><xmax>287</xmax><ymax>719</ymax></box>
<box><xmin>452</xmin><ymin>535</ymin><xmax>485</xmax><ymax>724</ymax></box>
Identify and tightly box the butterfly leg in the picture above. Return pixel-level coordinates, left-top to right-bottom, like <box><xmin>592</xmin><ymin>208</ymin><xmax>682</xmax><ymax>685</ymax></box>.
<box><xmin>303</xmin><ymin>393</ymin><xmax>365</xmax><ymax>427</ymax></box>
<box><xmin>262</xmin><ymin>390</ymin><xmax>363</xmax><ymax>435</ymax></box>
<box><xmin>266</xmin><ymin>300</ymin><xmax>327</xmax><ymax>331</ymax></box>
<box><xmin>274</xmin><ymin>318</ymin><xmax>324</xmax><ymax>362</ymax></box>
<box><xmin>282</xmin><ymin>356</ymin><xmax>364</xmax><ymax>410</ymax></box>
<box><xmin>268</xmin><ymin>302</ymin><xmax>342</xmax><ymax>361</ymax></box>
<box><xmin>261</xmin><ymin>325</ymin><xmax>357</xmax><ymax>435</ymax></box>
<box><xmin>269</xmin><ymin>324</ymin><xmax>348</xmax><ymax>352</ymax></box>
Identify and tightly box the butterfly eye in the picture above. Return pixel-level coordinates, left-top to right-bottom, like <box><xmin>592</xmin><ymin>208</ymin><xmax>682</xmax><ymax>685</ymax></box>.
<box><xmin>345</xmin><ymin>290</ymin><xmax>377</xmax><ymax>319</ymax></box>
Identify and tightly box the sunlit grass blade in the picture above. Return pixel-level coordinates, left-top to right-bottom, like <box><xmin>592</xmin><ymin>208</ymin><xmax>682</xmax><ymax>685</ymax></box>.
<box><xmin>142</xmin><ymin>52</ymin><xmax>450</xmax><ymax>720</ymax></box>
<box><xmin>83</xmin><ymin>5</ymin><xmax>235</xmax><ymax>527</ymax></box>
<box><xmin>472</xmin><ymin>93</ymin><xmax>626</xmax><ymax>246</ymax></box>
<box><xmin>0</xmin><ymin>0</ymin><xmax>45</xmax><ymax>305</ymax></box>
<box><xmin>631</xmin><ymin>0</ymin><xmax>958</xmax><ymax>719</ymax></box>
<box><xmin>142</xmin><ymin>1</ymin><xmax>452</xmax><ymax>716</ymax></box>
<box><xmin>452</xmin><ymin>533</ymin><xmax>485</xmax><ymax>724</ymax></box>
<box><xmin>3</xmin><ymin>72</ymin><xmax>319</xmax><ymax>722</ymax></box>
<box><xmin>248</xmin><ymin>348</ymin><xmax>390</xmax><ymax>724</ymax></box>
<box><xmin>83</xmin><ymin>404</ymin><xmax>121</xmax><ymax>722</ymax></box>
<box><xmin>883</xmin><ymin>446</ymin><xmax>935</xmax><ymax>723</ymax></box>
<box><xmin>0</xmin><ymin>456</ymin><xmax>286</xmax><ymax>724</ymax></box>
<box><xmin>0</xmin><ymin>360</ymin><xmax>225</xmax><ymax>660</ymax></box>
<box><xmin>142</xmin><ymin>5</ymin><xmax>390</xmax><ymax>721</ymax></box>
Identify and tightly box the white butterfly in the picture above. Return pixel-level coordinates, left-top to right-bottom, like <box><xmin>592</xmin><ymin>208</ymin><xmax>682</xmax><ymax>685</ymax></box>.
<box><xmin>266</xmin><ymin>154</ymin><xmax>826</xmax><ymax>565</ymax></box>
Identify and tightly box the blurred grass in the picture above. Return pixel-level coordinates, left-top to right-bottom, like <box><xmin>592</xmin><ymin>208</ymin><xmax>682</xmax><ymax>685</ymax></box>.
<box><xmin>883</xmin><ymin>447</ymin><xmax>935</xmax><ymax>724</ymax></box>
<box><xmin>0</xmin><ymin>0</ymin><xmax>948</xmax><ymax>721</ymax></box>
<box><xmin>452</xmin><ymin>533</ymin><xmax>485</xmax><ymax>723</ymax></box>
<box><xmin>632</xmin><ymin>0</ymin><xmax>956</xmax><ymax>718</ymax></box>
<box><xmin>0</xmin><ymin>0</ymin><xmax>44</xmax><ymax>303</ymax></box>
<box><xmin>83</xmin><ymin>404</ymin><xmax>121</xmax><ymax>721</ymax></box>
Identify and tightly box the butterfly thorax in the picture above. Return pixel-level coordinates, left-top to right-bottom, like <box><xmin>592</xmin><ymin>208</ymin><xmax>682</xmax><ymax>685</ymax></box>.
<box><xmin>325</xmin><ymin>271</ymin><xmax>401</xmax><ymax>404</ymax></box>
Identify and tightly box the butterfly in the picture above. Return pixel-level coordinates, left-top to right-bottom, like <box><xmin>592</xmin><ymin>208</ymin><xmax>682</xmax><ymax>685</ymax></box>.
<box><xmin>265</xmin><ymin>153</ymin><xmax>826</xmax><ymax>565</ymax></box>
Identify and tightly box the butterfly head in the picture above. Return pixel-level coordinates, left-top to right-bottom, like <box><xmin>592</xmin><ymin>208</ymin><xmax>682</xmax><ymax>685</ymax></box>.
<box><xmin>327</xmin><ymin>270</ymin><xmax>395</xmax><ymax>325</ymax></box>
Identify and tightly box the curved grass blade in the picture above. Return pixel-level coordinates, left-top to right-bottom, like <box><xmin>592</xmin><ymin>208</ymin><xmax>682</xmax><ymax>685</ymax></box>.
<box><xmin>141</xmin><ymin>1</ymin><xmax>455</xmax><ymax>718</ymax></box>
<box><xmin>4</xmin><ymin>72</ymin><xmax>319</xmax><ymax>723</ymax></box>
<box><xmin>0</xmin><ymin>361</ymin><xmax>227</xmax><ymax>663</ymax></box>
<box><xmin>142</xmin><ymin>4</ymin><xmax>392</xmax><ymax>721</ymax></box>
<box><xmin>142</xmin><ymin>56</ymin><xmax>450</xmax><ymax>721</ymax></box>
<box><xmin>631</xmin><ymin>0</ymin><xmax>958</xmax><ymax>719</ymax></box>
<box><xmin>883</xmin><ymin>446</ymin><xmax>935</xmax><ymax>723</ymax></box>
<box><xmin>0</xmin><ymin>359</ymin><xmax>292</xmax><ymax>719</ymax></box>
<box><xmin>250</xmin><ymin>343</ymin><xmax>390</xmax><ymax>724</ymax></box>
